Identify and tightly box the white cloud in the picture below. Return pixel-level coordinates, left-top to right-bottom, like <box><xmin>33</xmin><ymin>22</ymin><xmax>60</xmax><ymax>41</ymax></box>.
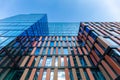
<box><xmin>100</xmin><ymin>0</ymin><xmax>120</xmax><ymax>21</ymax></box>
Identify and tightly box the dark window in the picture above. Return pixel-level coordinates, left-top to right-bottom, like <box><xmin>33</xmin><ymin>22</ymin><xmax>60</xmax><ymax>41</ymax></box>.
<box><xmin>79</xmin><ymin>57</ymin><xmax>87</xmax><ymax>66</ymax></box>
<box><xmin>89</xmin><ymin>31</ymin><xmax>98</xmax><ymax>40</ymax></box>
<box><xmin>69</xmin><ymin>70</ymin><xmax>74</xmax><ymax>80</ymax></box>
<box><xmin>85</xmin><ymin>26</ymin><xmax>90</xmax><ymax>33</ymax></box>
<box><xmin>110</xmin><ymin>49</ymin><xmax>120</xmax><ymax>66</ymax></box>
<box><xmin>94</xmin><ymin>48</ymin><xmax>103</xmax><ymax>58</ymax></box>
<box><xmin>62</xmin><ymin>36</ymin><xmax>66</xmax><ymax>41</ymax></box>
<box><xmin>91</xmin><ymin>69</ymin><xmax>105</xmax><ymax>80</ymax></box>
<box><xmin>84</xmin><ymin>70</ymin><xmax>90</xmax><ymax>80</ymax></box>
<box><xmin>76</xmin><ymin>69</ymin><xmax>81</xmax><ymax>79</ymax></box>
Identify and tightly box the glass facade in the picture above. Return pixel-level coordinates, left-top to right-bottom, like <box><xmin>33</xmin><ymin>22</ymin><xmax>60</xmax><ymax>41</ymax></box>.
<box><xmin>0</xmin><ymin>14</ymin><xmax>120</xmax><ymax>80</ymax></box>
<box><xmin>0</xmin><ymin>14</ymin><xmax>48</xmax><ymax>49</ymax></box>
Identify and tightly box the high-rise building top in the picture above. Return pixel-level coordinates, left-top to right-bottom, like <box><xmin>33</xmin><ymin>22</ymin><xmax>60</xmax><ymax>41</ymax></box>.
<box><xmin>0</xmin><ymin>14</ymin><xmax>47</xmax><ymax>22</ymax></box>
<box><xmin>0</xmin><ymin>14</ymin><xmax>48</xmax><ymax>49</ymax></box>
<box><xmin>48</xmin><ymin>22</ymin><xmax>79</xmax><ymax>36</ymax></box>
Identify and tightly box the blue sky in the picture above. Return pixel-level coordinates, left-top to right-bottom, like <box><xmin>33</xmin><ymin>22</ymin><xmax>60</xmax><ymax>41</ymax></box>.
<box><xmin>0</xmin><ymin>0</ymin><xmax>120</xmax><ymax>22</ymax></box>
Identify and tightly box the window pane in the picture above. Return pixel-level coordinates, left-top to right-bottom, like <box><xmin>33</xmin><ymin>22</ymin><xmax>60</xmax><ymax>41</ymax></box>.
<box><xmin>69</xmin><ymin>70</ymin><xmax>74</xmax><ymax>80</ymax></box>
<box><xmin>68</xmin><ymin>37</ymin><xmax>71</xmax><ymax>41</ymax></box>
<box><xmin>42</xmin><ymin>48</ymin><xmax>46</xmax><ymax>55</ymax></box>
<box><xmin>63</xmin><ymin>48</ymin><xmax>68</xmax><ymax>55</ymax></box>
<box><xmin>42</xmin><ymin>37</ymin><xmax>45</xmax><ymax>41</ymax></box>
<box><xmin>0</xmin><ymin>31</ymin><xmax>7</xmax><ymax>35</ymax></box>
<box><xmin>45</xmin><ymin>58</ymin><xmax>52</xmax><ymax>66</ymax></box>
<box><xmin>35</xmin><ymin>48</ymin><xmax>40</xmax><ymax>55</ymax></box>
<box><xmin>56</xmin><ymin>41</ymin><xmax>58</xmax><ymax>46</ymax></box>
<box><xmin>48</xmin><ymin>48</ymin><xmax>51</xmax><ymax>55</ymax></box>
<box><xmin>105</xmin><ymin>38</ymin><xmax>118</xmax><ymax>46</ymax></box>
<box><xmin>62</xmin><ymin>37</ymin><xmax>66</xmax><ymax>40</ymax></box>
<box><xmin>61</xmin><ymin>57</ymin><xmax>64</xmax><ymax>66</ymax></box>
<box><xmin>42</xmin><ymin>71</ymin><xmax>47</xmax><ymax>80</ymax></box>
<box><xmin>110</xmin><ymin>31</ymin><xmax>119</xmax><ymax>36</ymax></box>
<box><xmin>58</xmin><ymin>48</ymin><xmax>61</xmax><ymax>54</ymax></box>
<box><xmin>0</xmin><ymin>37</ymin><xmax>8</xmax><ymax>44</ymax></box>
<box><xmin>38</xmin><ymin>58</ymin><xmax>43</xmax><ymax>67</ymax></box>
<box><xmin>79</xmin><ymin>57</ymin><xmax>86</xmax><ymax>66</ymax></box>
<box><xmin>53</xmin><ymin>48</ymin><xmax>56</xmax><ymax>54</ymax></box>
<box><xmin>55</xmin><ymin>58</ymin><xmax>58</xmax><ymax>67</ymax></box>
<box><xmin>45</xmin><ymin>41</ymin><xmax>48</xmax><ymax>46</ymax></box>
<box><xmin>50</xmin><ymin>71</ymin><xmax>54</xmax><ymax>80</ymax></box>
<box><xmin>50</xmin><ymin>41</ymin><xmax>54</xmax><ymax>46</ymax></box>
<box><xmin>58</xmin><ymin>70</ymin><xmax>65</xmax><ymax>80</ymax></box>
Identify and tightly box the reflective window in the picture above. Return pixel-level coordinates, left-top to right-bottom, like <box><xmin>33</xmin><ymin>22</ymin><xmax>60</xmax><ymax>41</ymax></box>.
<box><xmin>85</xmin><ymin>26</ymin><xmax>90</xmax><ymax>33</ymax></box>
<box><xmin>0</xmin><ymin>31</ymin><xmax>6</xmax><ymax>35</ymax></box>
<box><xmin>0</xmin><ymin>37</ymin><xmax>8</xmax><ymax>44</ymax></box>
<box><xmin>52</xmin><ymin>36</ymin><xmax>55</xmax><ymax>40</ymax></box>
<box><xmin>47</xmin><ymin>48</ymin><xmax>51</xmax><ymax>55</ymax></box>
<box><xmin>38</xmin><ymin>58</ymin><xmax>43</xmax><ymax>67</ymax></box>
<box><xmin>60</xmin><ymin>41</ymin><xmax>62</xmax><ymax>46</ymax></box>
<box><xmin>48</xmin><ymin>36</ymin><xmax>51</xmax><ymax>40</ymax></box>
<box><xmin>62</xmin><ymin>37</ymin><xmax>66</xmax><ymax>40</ymax></box>
<box><xmin>72</xmin><ymin>37</ymin><xmax>75</xmax><ymax>41</ymax></box>
<box><xmin>63</xmin><ymin>48</ymin><xmax>68</xmax><ymax>55</ymax></box>
<box><xmin>68</xmin><ymin>37</ymin><xmax>71</xmax><ymax>41</ymax></box>
<box><xmin>58</xmin><ymin>48</ymin><xmax>61</xmax><ymax>54</ymax></box>
<box><xmin>50</xmin><ymin>41</ymin><xmax>54</xmax><ymax>46</ymax></box>
<box><xmin>45</xmin><ymin>41</ymin><xmax>48</xmax><ymax>46</ymax></box>
<box><xmin>53</xmin><ymin>48</ymin><xmax>56</xmax><ymax>54</ymax></box>
<box><xmin>69</xmin><ymin>41</ymin><xmax>72</xmax><ymax>46</ymax></box>
<box><xmin>50</xmin><ymin>71</ymin><xmax>54</xmax><ymax>80</ymax></box>
<box><xmin>72</xmin><ymin>41</ymin><xmax>76</xmax><ymax>46</ymax></box>
<box><xmin>58</xmin><ymin>70</ymin><xmax>65</xmax><ymax>80</ymax></box>
<box><xmin>48</xmin><ymin>23</ymin><xmax>79</xmax><ymax>36</ymax></box>
<box><xmin>42</xmin><ymin>48</ymin><xmax>46</xmax><ymax>55</ymax></box>
<box><xmin>42</xmin><ymin>37</ymin><xmax>45</xmax><ymax>41</ymax></box>
<box><xmin>3</xmin><ymin>31</ymin><xmax>23</xmax><ymax>36</ymax></box>
<box><xmin>35</xmin><ymin>48</ymin><xmax>40</xmax><ymax>55</ymax></box>
<box><xmin>61</xmin><ymin>57</ymin><xmax>64</xmax><ymax>66</ymax></box>
<box><xmin>56</xmin><ymin>41</ymin><xmax>58</xmax><ymax>46</ymax></box>
<box><xmin>57</xmin><ymin>36</ymin><xmax>59</xmax><ymax>41</ymax></box>
<box><xmin>45</xmin><ymin>58</ymin><xmax>52</xmax><ymax>66</ymax></box>
<box><xmin>105</xmin><ymin>38</ymin><xmax>118</xmax><ymax>46</ymax></box>
<box><xmin>63</xmin><ymin>41</ymin><xmax>66</xmax><ymax>46</ymax></box>
<box><xmin>0</xmin><ymin>37</ymin><xmax>15</xmax><ymax>47</ymax></box>
<box><xmin>55</xmin><ymin>58</ymin><xmax>58</xmax><ymax>67</ymax></box>
<box><xmin>42</xmin><ymin>71</ymin><xmax>47</xmax><ymax>80</ymax></box>
<box><xmin>110</xmin><ymin>31</ymin><xmax>119</xmax><ymax>36</ymax></box>
<box><xmin>40</xmin><ymin>41</ymin><xmax>43</xmax><ymax>47</ymax></box>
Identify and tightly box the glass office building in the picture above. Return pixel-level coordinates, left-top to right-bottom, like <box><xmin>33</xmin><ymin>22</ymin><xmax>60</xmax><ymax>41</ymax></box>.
<box><xmin>0</xmin><ymin>14</ymin><xmax>120</xmax><ymax>80</ymax></box>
